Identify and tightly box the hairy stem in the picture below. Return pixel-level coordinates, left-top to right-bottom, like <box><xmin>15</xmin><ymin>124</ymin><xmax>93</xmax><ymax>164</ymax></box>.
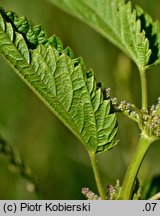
<box><xmin>119</xmin><ymin>132</ymin><xmax>155</xmax><ymax>199</ymax></box>
<box><xmin>89</xmin><ymin>152</ymin><xmax>106</xmax><ymax>199</ymax></box>
<box><xmin>140</xmin><ymin>68</ymin><xmax>148</xmax><ymax>110</ymax></box>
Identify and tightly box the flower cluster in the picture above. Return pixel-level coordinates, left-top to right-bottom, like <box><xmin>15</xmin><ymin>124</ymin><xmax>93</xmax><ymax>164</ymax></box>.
<box><xmin>142</xmin><ymin>100</ymin><xmax>160</xmax><ymax>137</ymax></box>
<box><xmin>106</xmin><ymin>179</ymin><xmax>120</xmax><ymax>200</ymax></box>
<box><xmin>111</xmin><ymin>99</ymin><xmax>140</xmax><ymax>122</ymax></box>
<box><xmin>103</xmin><ymin>87</ymin><xmax>160</xmax><ymax>138</ymax></box>
<box><xmin>81</xmin><ymin>187</ymin><xmax>101</xmax><ymax>200</ymax></box>
<box><xmin>82</xmin><ymin>180</ymin><xmax>120</xmax><ymax>200</ymax></box>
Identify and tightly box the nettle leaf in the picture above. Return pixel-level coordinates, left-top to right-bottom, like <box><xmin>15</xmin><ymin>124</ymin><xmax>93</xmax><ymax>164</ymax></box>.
<box><xmin>0</xmin><ymin>8</ymin><xmax>118</xmax><ymax>154</ymax></box>
<box><xmin>49</xmin><ymin>0</ymin><xmax>160</xmax><ymax>70</ymax></box>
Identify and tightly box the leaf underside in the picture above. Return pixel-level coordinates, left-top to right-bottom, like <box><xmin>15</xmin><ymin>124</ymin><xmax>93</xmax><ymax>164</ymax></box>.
<box><xmin>48</xmin><ymin>0</ymin><xmax>160</xmax><ymax>70</ymax></box>
<box><xmin>0</xmin><ymin>8</ymin><xmax>118</xmax><ymax>154</ymax></box>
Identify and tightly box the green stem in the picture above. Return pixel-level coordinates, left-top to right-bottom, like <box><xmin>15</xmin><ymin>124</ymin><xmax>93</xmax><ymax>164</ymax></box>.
<box><xmin>139</xmin><ymin>68</ymin><xmax>148</xmax><ymax>110</ymax></box>
<box><xmin>89</xmin><ymin>152</ymin><xmax>106</xmax><ymax>199</ymax></box>
<box><xmin>119</xmin><ymin>132</ymin><xmax>155</xmax><ymax>200</ymax></box>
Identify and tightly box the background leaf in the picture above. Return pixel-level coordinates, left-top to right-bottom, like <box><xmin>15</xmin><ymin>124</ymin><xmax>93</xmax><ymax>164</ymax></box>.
<box><xmin>48</xmin><ymin>0</ymin><xmax>160</xmax><ymax>70</ymax></box>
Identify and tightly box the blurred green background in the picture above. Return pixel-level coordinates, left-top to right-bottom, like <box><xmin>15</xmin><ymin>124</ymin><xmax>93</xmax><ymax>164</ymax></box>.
<box><xmin>0</xmin><ymin>0</ymin><xmax>160</xmax><ymax>199</ymax></box>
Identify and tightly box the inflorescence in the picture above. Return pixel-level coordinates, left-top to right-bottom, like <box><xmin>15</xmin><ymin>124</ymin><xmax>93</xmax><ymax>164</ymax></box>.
<box><xmin>104</xmin><ymin>88</ymin><xmax>160</xmax><ymax>138</ymax></box>
<box><xmin>81</xmin><ymin>187</ymin><xmax>101</xmax><ymax>200</ymax></box>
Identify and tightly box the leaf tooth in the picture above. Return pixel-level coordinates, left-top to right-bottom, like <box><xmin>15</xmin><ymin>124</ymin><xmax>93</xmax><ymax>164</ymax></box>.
<box><xmin>86</xmin><ymin>72</ymin><xmax>95</xmax><ymax>95</ymax></box>
<box><xmin>104</xmin><ymin>113</ymin><xmax>117</xmax><ymax>129</ymax></box>
<box><xmin>15</xmin><ymin>32</ymin><xmax>30</xmax><ymax>64</ymax></box>
<box><xmin>98</xmin><ymin>117</ymin><xmax>116</xmax><ymax>140</ymax></box>
<box><xmin>86</xmin><ymin>69</ymin><xmax>94</xmax><ymax>78</ymax></box>
<box><xmin>42</xmin><ymin>45</ymin><xmax>57</xmax><ymax>74</ymax></box>
<box><xmin>49</xmin><ymin>34</ymin><xmax>63</xmax><ymax>53</ymax></box>
<box><xmin>33</xmin><ymin>25</ymin><xmax>42</xmax><ymax>35</ymax></box>
<box><xmin>5</xmin><ymin>22</ymin><xmax>14</xmax><ymax>42</ymax></box>
<box><xmin>63</xmin><ymin>46</ymin><xmax>74</xmax><ymax>59</ymax></box>
<box><xmin>96</xmin><ymin>139</ymin><xmax>118</xmax><ymax>153</ymax></box>
<box><xmin>108</xmin><ymin>127</ymin><xmax>118</xmax><ymax>142</ymax></box>
<box><xmin>72</xmin><ymin>76</ymin><xmax>85</xmax><ymax>92</ymax></box>
<box><xmin>0</xmin><ymin>13</ymin><xmax>5</xmax><ymax>31</ymax></box>
<box><xmin>96</xmin><ymin>100</ymin><xmax>111</xmax><ymax>131</ymax></box>
<box><xmin>96</xmin><ymin>145</ymin><xmax>105</xmax><ymax>153</ymax></box>
<box><xmin>4</xmin><ymin>11</ymin><xmax>15</xmax><ymax>22</ymax></box>
<box><xmin>98</xmin><ymin>131</ymin><xmax>110</xmax><ymax>145</ymax></box>
<box><xmin>100</xmin><ymin>141</ymin><xmax>117</xmax><ymax>152</ymax></box>
<box><xmin>14</xmin><ymin>16</ymin><xmax>29</xmax><ymax>34</ymax></box>
<box><xmin>92</xmin><ymin>88</ymin><xmax>102</xmax><ymax>112</ymax></box>
<box><xmin>26</xmin><ymin>28</ymin><xmax>38</xmax><ymax>48</ymax></box>
<box><xmin>36</xmin><ymin>29</ymin><xmax>48</xmax><ymax>45</ymax></box>
<box><xmin>73</xmin><ymin>57</ymin><xmax>85</xmax><ymax>71</ymax></box>
<box><xmin>97</xmin><ymin>126</ymin><xmax>118</xmax><ymax>151</ymax></box>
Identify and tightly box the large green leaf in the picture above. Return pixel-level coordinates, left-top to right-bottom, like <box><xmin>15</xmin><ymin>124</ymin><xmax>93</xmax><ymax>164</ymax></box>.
<box><xmin>48</xmin><ymin>0</ymin><xmax>160</xmax><ymax>70</ymax></box>
<box><xmin>0</xmin><ymin>8</ymin><xmax>118</xmax><ymax>154</ymax></box>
